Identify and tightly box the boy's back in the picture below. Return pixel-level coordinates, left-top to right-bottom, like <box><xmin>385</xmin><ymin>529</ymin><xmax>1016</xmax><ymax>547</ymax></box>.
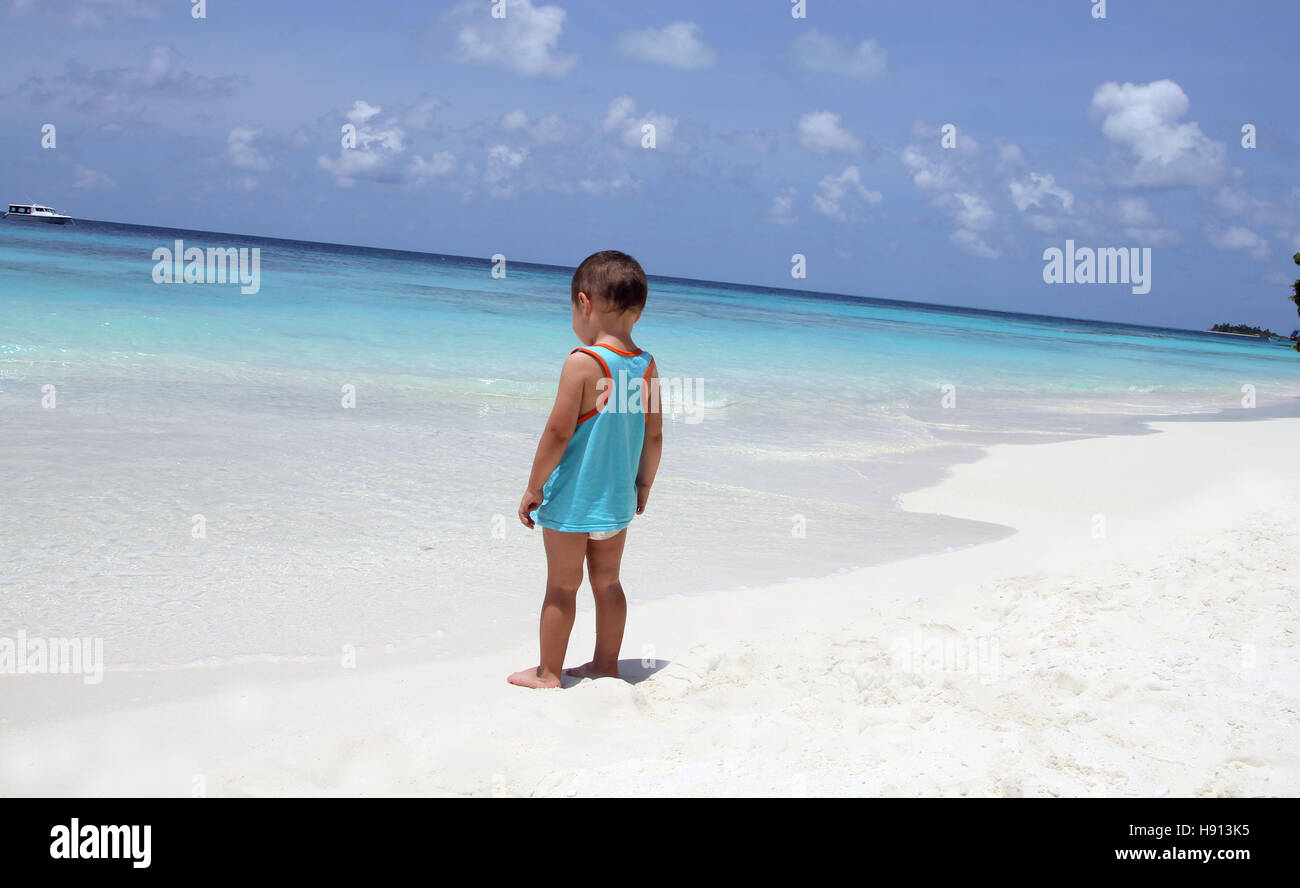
<box><xmin>534</xmin><ymin>343</ymin><xmax>656</xmax><ymax>534</ymax></box>
<box><xmin>509</xmin><ymin>251</ymin><xmax>663</xmax><ymax>689</ymax></box>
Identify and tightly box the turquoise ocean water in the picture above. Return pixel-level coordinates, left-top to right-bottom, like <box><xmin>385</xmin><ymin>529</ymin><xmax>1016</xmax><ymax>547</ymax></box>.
<box><xmin>3</xmin><ymin>220</ymin><xmax>1299</xmax><ymax>667</ymax></box>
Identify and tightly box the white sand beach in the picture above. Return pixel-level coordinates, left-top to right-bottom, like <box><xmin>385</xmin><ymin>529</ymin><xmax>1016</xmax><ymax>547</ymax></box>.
<box><xmin>3</xmin><ymin>416</ymin><xmax>1297</xmax><ymax>797</ymax></box>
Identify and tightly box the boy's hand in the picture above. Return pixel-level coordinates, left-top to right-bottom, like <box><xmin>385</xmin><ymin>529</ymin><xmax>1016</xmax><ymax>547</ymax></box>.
<box><xmin>636</xmin><ymin>482</ymin><xmax>651</xmax><ymax>514</ymax></box>
<box><xmin>518</xmin><ymin>488</ymin><xmax>542</xmax><ymax>528</ymax></box>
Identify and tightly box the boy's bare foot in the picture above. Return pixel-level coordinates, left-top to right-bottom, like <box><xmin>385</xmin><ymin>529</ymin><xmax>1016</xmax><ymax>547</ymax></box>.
<box><xmin>507</xmin><ymin>666</ymin><xmax>561</xmax><ymax>688</ymax></box>
<box><xmin>564</xmin><ymin>661</ymin><xmax>620</xmax><ymax>679</ymax></box>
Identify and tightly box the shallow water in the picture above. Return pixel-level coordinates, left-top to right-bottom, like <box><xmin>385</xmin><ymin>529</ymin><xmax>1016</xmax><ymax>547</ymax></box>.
<box><xmin>3</xmin><ymin>219</ymin><xmax>1298</xmax><ymax>668</ymax></box>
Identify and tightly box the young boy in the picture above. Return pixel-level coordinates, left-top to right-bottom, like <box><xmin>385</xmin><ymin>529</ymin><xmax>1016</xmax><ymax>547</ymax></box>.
<box><xmin>508</xmin><ymin>250</ymin><xmax>663</xmax><ymax>689</ymax></box>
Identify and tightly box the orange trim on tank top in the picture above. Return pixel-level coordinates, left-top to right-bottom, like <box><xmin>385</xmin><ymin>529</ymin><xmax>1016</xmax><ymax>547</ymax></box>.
<box><xmin>590</xmin><ymin>342</ymin><xmax>643</xmax><ymax>357</ymax></box>
<box><xmin>571</xmin><ymin>347</ymin><xmax>612</xmax><ymax>424</ymax></box>
<box><xmin>642</xmin><ymin>358</ymin><xmax>659</xmax><ymax>413</ymax></box>
<box><xmin>571</xmin><ymin>346</ymin><xmax>611</xmax><ymax>378</ymax></box>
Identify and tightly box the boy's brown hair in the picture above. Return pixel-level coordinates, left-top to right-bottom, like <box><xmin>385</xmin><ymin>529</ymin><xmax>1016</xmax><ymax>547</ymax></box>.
<box><xmin>571</xmin><ymin>250</ymin><xmax>647</xmax><ymax>313</ymax></box>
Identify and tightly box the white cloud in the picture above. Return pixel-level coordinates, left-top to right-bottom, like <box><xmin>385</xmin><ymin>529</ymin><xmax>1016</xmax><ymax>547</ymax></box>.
<box><xmin>997</xmin><ymin>142</ymin><xmax>1026</xmax><ymax>171</ymax></box>
<box><xmin>483</xmin><ymin>144</ymin><xmax>526</xmax><ymax>198</ymax></box>
<box><xmin>900</xmin><ymin>145</ymin><xmax>956</xmax><ymax>191</ymax></box>
<box><xmin>812</xmin><ymin>166</ymin><xmax>881</xmax><ymax>222</ymax></box>
<box><xmin>1208</xmin><ymin>226</ymin><xmax>1269</xmax><ymax>260</ymax></box>
<box><xmin>409</xmin><ymin>151</ymin><xmax>457</xmax><ymax>186</ymax></box>
<box><xmin>1008</xmin><ymin>172</ymin><xmax>1074</xmax><ymax>213</ymax></box>
<box><xmin>317</xmin><ymin>149</ymin><xmax>394</xmax><ymax>187</ymax></box>
<box><xmin>951</xmin><ymin>229</ymin><xmax>1000</xmax><ymax>259</ymax></box>
<box><xmin>797</xmin><ymin>111</ymin><xmax>861</xmax><ymax>154</ymax></box>
<box><xmin>1091</xmin><ymin>79</ymin><xmax>1227</xmax><ymax>187</ymax></box>
<box><xmin>603</xmin><ymin>95</ymin><xmax>676</xmax><ymax>149</ymax></box>
<box><xmin>792</xmin><ymin>29</ymin><xmax>887</xmax><ymax>81</ymax></box>
<box><xmin>498</xmin><ymin>109</ymin><xmax>574</xmax><ymax>143</ymax></box>
<box><xmin>500</xmin><ymin>109</ymin><xmax>529</xmax><ymax>131</ymax></box>
<box><xmin>912</xmin><ymin>127</ymin><xmax>1073</xmax><ymax>245</ymax></box>
<box><xmin>72</xmin><ymin>163</ymin><xmax>115</xmax><ymax>189</ymax></box>
<box><xmin>1115</xmin><ymin>197</ymin><xmax>1179</xmax><ymax>244</ymax></box>
<box><xmin>578</xmin><ymin>171</ymin><xmax>640</xmax><ymax>195</ymax></box>
<box><xmin>616</xmin><ymin>21</ymin><xmax>716</xmax><ymax>69</ymax></box>
<box><xmin>452</xmin><ymin>0</ymin><xmax>575</xmax><ymax>78</ymax></box>
<box><xmin>1117</xmin><ymin>197</ymin><xmax>1158</xmax><ymax>227</ymax></box>
<box><xmin>317</xmin><ymin>98</ymin><xmax>454</xmax><ymax>188</ymax></box>
<box><xmin>226</xmin><ymin>127</ymin><xmax>269</xmax><ymax>171</ymax></box>
<box><xmin>944</xmin><ymin>192</ymin><xmax>994</xmax><ymax>230</ymax></box>
<box><xmin>27</xmin><ymin>43</ymin><xmax>241</xmax><ymax>114</ymax></box>
<box><xmin>1025</xmin><ymin>215</ymin><xmax>1063</xmax><ymax>234</ymax></box>
<box><xmin>399</xmin><ymin>97</ymin><xmax>442</xmax><ymax>130</ymax></box>
<box><xmin>767</xmin><ymin>187</ymin><xmax>798</xmax><ymax>226</ymax></box>
<box><xmin>488</xmin><ymin>145</ymin><xmax>524</xmax><ymax>168</ymax></box>
<box><xmin>347</xmin><ymin>100</ymin><xmax>382</xmax><ymax>125</ymax></box>
<box><xmin>527</xmin><ymin>114</ymin><xmax>569</xmax><ymax>142</ymax></box>
<box><xmin>900</xmin><ymin>127</ymin><xmax>1003</xmax><ymax>259</ymax></box>
<box><xmin>910</xmin><ymin>120</ymin><xmax>979</xmax><ymax>154</ymax></box>
<box><xmin>1213</xmin><ymin>186</ymin><xmax>1292</xmax><ymax>228</ymax></box>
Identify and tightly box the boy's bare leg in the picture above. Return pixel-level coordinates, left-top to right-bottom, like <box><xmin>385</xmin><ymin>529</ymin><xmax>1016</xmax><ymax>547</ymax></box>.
<box><xmin>566</xmin><ymin>529</ymin><xmax>627</xmax><ymax>680</ymax></box>
<box><xmin>508</xmin><ymin>528</ymin><xmax>587</xmax><ymax>688</ymax></box>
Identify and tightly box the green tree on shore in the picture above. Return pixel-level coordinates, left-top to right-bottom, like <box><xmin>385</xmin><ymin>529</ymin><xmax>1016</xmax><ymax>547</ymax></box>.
<box><xmin>1292</xmin><ymin>253</ymin><xmax>1300</xmax><ymax>351</ymax></box>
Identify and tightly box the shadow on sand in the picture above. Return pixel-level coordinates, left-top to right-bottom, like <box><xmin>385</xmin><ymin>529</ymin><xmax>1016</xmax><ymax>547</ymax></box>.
<box><xmin>560</xmin><ymin>658</ymin><xmax>670</xmax><ymax>689</ymax></box>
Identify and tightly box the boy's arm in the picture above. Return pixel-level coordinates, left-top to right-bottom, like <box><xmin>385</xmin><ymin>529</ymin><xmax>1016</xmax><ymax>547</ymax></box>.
<box><xmin>518</xmin><ymin>351</ymin><xmax>593</xmax><ymax>528</ymax></box>
<box><xmin>635</xmin><ymin>361</ymin><xmax>663</xmax><ymax>514</ymax></box>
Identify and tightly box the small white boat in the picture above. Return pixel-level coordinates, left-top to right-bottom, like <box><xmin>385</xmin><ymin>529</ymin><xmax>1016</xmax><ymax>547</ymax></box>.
<box><xmin>4</xmin><ymin>203</ymin><xmax>71</xmax><ymax>224</ymax></box>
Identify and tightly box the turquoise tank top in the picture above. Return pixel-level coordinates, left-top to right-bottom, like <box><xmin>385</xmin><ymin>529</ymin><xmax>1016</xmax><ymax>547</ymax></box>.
<box><xmin>533</xmin><ymin>343</ymin><xmax>656</xmax><ymax>533</ymax></box>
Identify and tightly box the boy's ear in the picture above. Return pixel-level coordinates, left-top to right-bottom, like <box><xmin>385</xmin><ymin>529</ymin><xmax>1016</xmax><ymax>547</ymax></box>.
<box><xmin>577</xmin><ymin>291</ymin><xmax>593</xmax><ymax>315</ymax></box>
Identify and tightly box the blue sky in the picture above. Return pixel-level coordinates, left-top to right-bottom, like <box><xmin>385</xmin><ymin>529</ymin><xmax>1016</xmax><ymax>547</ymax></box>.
<box><xmin>2</xmin><ymin>0</ymin><xmax>1298</xmax><ymax>331</ymax></box>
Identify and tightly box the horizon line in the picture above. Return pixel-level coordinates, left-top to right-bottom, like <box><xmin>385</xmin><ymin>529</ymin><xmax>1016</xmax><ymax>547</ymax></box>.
<box><xmin>54</xmin><ymin>216</ymin><xmax>1291</xmax><ymax>343</ymax></box>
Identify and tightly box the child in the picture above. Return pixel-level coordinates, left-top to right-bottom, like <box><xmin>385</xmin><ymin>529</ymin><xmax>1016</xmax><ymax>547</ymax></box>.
<box><xmin>508</xmin><ymin>251</ymin><xmax>663</xmax><ymax>689</ymax></box>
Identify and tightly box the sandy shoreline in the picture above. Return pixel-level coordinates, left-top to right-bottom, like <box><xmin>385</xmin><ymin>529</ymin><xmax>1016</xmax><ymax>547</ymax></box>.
<box><xmin>3</xmin><ymin>416</ymin><xmax>1297</xmax><ymax>797</ymax></box>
